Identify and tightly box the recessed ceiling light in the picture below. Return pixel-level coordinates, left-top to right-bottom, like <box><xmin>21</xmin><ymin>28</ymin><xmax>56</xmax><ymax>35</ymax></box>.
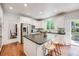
<box><xmin>9</xmin><ymin>6</ymin><xmax>13</xmax><ymax>10</ymax></box>
<box><xmin>24</xmin><ymin>4</ymin><xmax>28</xmax><ymax>7</ymax></box>
<box><xmin>27</xmin><ymin>13</ymin><xmax>30</xmax><ymax>15</ymax></box>
<box><xmin>54</xmin><ymin>10</ymin><xmax>58</xmax><ymax>12</ymax></box>
<box><xmin>40</xmin><ymin>12</ymin><xmax>42</xmax><ymax>14</ymax></box>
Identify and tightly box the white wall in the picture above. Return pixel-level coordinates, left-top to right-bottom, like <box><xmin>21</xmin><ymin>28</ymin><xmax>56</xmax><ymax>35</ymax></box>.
<box><xmin>0</xmin><ymin>5</ymin><xmax>3</xmax><ymax>23</ymax></box>
<box><xmin>66</xmin><ymin>10</ymin><xmax>79</xmax><ymax>19</ymax></box>
<box><xmin>0</xmin><ymin>5</ymin><xmax>3</xmax><ymax>37</ymax></box>
<box><xmin>2</xmin><ymin>13</ymin><xmax>20</xmax><ymax>45</ymax></box>
<box><xmin>0</xmin><ymin>5</ymin><xmax>3</xmax><ymax>51</ymax></box>
<box><xmin>54</xmin><ymin>16</ymin><xmax>65</xmax><ymax>28</ymax></box>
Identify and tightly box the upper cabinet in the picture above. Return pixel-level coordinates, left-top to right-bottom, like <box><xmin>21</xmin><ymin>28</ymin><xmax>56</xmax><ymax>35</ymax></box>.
<box><xmin>35</xmin><ymin>21</ymin><xmax>44</xmax><ymax>28</ymax></box>
<box><xmin>20</xmin><ymin>16</ymin><xmax>44</xmax><ymax>28</ymax></box>
<box><xmin>20</xmin><ymin>16</ymin><xmax>33</xmax><ymax>24</ymax></box>
<box><xmin>32</xmin><ymin>20</ymin><xmax>38</xmax><ymax>27</ymax></box>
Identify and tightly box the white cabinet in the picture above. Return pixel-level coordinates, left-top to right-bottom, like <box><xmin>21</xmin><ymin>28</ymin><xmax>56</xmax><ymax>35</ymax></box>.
<box><xmin>47</xmin><ymin>33</ymin><xmax>56</xmax><ymax>40</ymax></box>
<box><xmin>20</xmin><ymin>16</ymin><xmax>32</xmax><ymax>25</ymax></box>
<box><xmin>35</xmin><ymin>21</ymin><xmax>44</xmax><ymax>28</ymax></box>
<box><xmin>23</xmin><ymin>37</ymin><xmax>37</xmax><ymax>56</ymax></box>
<box><xmin>53</xmin><ymin>35</ymin><xmax>65</xmax><ymax>45</ymax></box>
<box><xmin>37</xmin><ymin>45</ymin><xmax>44</xmax><ymax>56</ymax></box>
<box><xmin>20</xmin><ymin>16</ymin><xmax>45</xmax><ymax>29</ymax></box>
<box><xmin>23</xmin><ymin>37</ymin><xmax>45</xmax><ymax>56</ymax></box>
<box><xmin>32</xmin><ymin>20</ymin><xmax>37</xmax><ymax>26</ymax></box>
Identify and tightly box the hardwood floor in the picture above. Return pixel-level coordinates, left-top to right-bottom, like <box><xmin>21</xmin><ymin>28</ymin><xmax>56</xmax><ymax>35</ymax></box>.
<box><xmin>50</xmin><ymin>44</ymin><xmax>79</xmax><ymax>56</ymax></box>
<box><xmin>0</xmin><ymin>42</ymin><xmax>79</xmax><ymax>56</ymax></box>
<box><xmin>0</xmin><ymin>42</ymin><xmax>26</xmax><ymax>56</ymax></box>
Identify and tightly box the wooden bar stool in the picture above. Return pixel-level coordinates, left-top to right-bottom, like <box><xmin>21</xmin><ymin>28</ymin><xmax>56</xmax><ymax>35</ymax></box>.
<box><xmin>45</xmin><ymin>42</ymin><xmax>55</xmax><ymax>56</ymax></box>
<box><xmin>54</xmin><ymin>44</ymin><xmax>61</xmax><ymax>56</ymax></box>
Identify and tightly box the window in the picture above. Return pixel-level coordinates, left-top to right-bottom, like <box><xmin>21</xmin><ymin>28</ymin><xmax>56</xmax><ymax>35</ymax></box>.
<box><xmin>47</xmin><ymin>19</ymin><xmax>54</xmax><ymax>30</ymax></box>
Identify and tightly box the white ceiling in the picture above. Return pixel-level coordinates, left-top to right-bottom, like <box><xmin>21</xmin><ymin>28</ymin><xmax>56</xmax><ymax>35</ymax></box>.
<box><xmin>2</xmin><ymin>3</ymin><xmax>79</xmax><ymax>19</ymax></box>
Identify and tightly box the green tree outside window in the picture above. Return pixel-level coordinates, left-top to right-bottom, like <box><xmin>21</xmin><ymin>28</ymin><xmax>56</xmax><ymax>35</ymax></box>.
<box><xmin>47</xmin><ymin>20</ymin><xmax>54</xmax><ymax>30</ymax></box>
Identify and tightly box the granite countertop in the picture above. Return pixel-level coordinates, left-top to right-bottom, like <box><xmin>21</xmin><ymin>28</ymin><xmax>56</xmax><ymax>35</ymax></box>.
<box><xmin>23</xmin><ymin>32</ymin><xmax>65</xmax><ymax>45</ymax></box>
<box><xmin>23</xmin><ymin>33</ymin><xmax>50</xmax><ymax>45</ymax></box>
<box><xmin>47</xmin><ymin>32</ymin><xmax>65</xmax><ymax>35</ymax></box>
<box><xmin>36</xmin><ymin>31</ymin><xmax>65</xmax><ymax>35</ymax></box>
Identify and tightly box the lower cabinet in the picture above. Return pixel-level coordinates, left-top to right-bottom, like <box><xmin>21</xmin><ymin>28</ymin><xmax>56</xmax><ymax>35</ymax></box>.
<box><xmin>23</xmin><ymin>37</ymin><xmax>44</xmax><ymax>56</ymax></box>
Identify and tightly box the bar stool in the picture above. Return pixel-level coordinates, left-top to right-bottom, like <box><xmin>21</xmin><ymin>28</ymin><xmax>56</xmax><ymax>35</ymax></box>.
<box><xmin>52</xmin><ymin>41</ymin><xmax>62</xmax><ymax>56</ymax></box>
<box><xmin>44</xmin><ymin>40</ymin><xmax>62</xmax><ymax>56</ymax></box>
<box><xmin>44</xmin><ymin>41</ymin><xmax>56</xmax><ymax>56</ymax></box>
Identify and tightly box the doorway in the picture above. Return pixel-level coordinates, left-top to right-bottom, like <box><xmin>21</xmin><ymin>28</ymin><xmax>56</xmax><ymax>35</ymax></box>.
<box><xmin>71</xmin><ymin>20</ymin><xmax>79</xmax><ymax>45</ymax></box>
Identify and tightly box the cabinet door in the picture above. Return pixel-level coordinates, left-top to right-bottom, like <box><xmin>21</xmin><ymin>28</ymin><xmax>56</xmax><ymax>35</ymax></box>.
<box><xmin>23</xmin><ymin>37</ymin><xmax>37</xmax><ymax>56</ymax></box>
<box><xmin>37</xmin><ymin>45</ymin><xmax>44</xmax><ymax>56</ymax></box>
<box><xmin>55</xmin><ymin>35</ymin><xmax>65</xmax><ymax>44</ymax></box>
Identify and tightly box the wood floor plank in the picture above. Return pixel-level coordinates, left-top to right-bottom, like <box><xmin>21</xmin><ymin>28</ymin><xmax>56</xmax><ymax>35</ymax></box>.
<box><xmin>0</xmin><ymin>42</ymin><xmax>26</xmax><ymax>56</ymax></box>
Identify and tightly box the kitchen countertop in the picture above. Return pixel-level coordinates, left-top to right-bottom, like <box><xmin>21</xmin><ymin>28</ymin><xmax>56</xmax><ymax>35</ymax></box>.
<box><xmin>23</xmin><ymin>33</ymin><xmax>50</xmax><ymax>45</ymax></box>
<box><xmin>23</xmin><ymin>32</ymin><xmax>65</xmax><ymax>45</ymax></box>
<box><xmin>32</xmin><ymin>31</ymin><xmax>65</xmax><ymax>35</ymax></box>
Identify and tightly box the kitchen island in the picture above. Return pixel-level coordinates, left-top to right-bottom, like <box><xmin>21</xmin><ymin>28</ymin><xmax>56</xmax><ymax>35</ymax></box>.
<box><xmin>23</xmin><ymin>33</ymin><xmax>56</xmax><ymax>56</ymax></box>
